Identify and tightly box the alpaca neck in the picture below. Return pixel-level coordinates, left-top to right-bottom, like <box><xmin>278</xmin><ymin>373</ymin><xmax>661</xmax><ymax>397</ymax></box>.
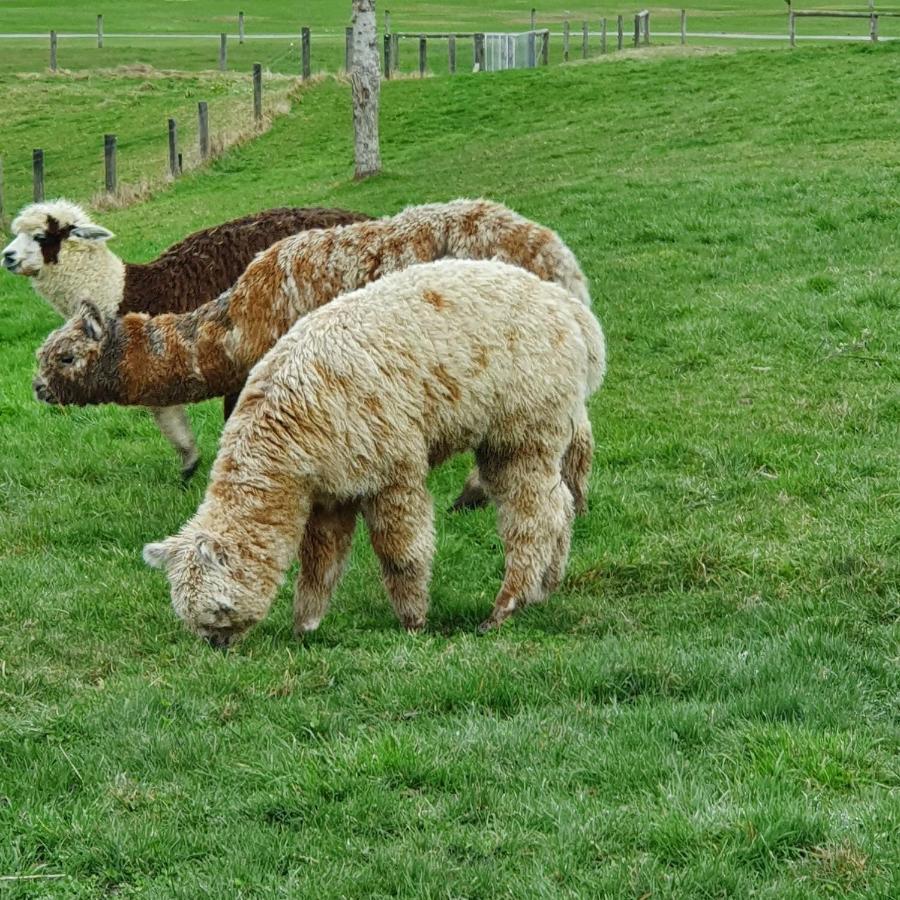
<box><xmin>198</xmin><ymin>462</ymin><xmax>312</xmax><ymax>594</ymax></box>
<box><xmin>113</xmin><ymin>296</ymin><xmax>248</xmax><ymax>406</ymax></box>
<box><xmin>33</xmin><ymin>244</ymin><xmax>125</xmax><ymax>319</ymax></box>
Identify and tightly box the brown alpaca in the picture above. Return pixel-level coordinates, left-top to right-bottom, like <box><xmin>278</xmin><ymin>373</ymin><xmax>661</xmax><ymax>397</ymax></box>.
<box><xmin>35</xmin><ymin>198</ymin><xmax>596</xmax><ymax>510</ymax></box>
<box><xmin>143</xmin><ymin>260</ymin><xmax>606</xmax><ymax>647</ymax></box>
<box><xmin>6</xmin><ymin>200</ymin><xmax>370</xmax><ymax>477</ymax></box>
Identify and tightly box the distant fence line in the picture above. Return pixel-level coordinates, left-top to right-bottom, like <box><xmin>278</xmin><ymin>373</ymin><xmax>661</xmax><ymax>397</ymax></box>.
<box><xmin>8</xmin><ymin>6</ymin><xmax>899</xmax><ymax>77</ymax></box>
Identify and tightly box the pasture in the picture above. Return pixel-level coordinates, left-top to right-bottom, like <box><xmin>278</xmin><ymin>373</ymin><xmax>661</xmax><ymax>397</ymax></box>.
<box><xmin>1</xmin><ymin>2</ymin><xmax>897</xmax><ymax>77</ymax></box>
<box><xmin>0</xmin><ymin>13</ymin><xmax>898</xmax><ymax>900</ymax></box>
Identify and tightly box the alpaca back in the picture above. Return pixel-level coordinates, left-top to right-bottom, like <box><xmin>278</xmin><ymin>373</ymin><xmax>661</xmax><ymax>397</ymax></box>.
<box><xmin>218</xmin><ymin>259</ymin><xmax>602</xmax><ymax>498</ymax></box>
<box><xmin>120</xmin><ymin>207</ymin><xmax>372</xmax><ymax>316</ymax></box>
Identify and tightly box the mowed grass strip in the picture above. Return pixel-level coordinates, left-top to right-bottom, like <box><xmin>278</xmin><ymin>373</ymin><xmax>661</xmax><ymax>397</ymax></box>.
<box><xmin>0</xmin><ymin>43</ymin><xmax>898</xmax><ymax>897</ymax></box>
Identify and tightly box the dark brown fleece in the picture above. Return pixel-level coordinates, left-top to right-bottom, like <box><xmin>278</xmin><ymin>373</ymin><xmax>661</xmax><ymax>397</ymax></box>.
<box><xmin>116</xmin><ymin>207</ymin><xmax>372</xmax><ymax>316</ymax></box>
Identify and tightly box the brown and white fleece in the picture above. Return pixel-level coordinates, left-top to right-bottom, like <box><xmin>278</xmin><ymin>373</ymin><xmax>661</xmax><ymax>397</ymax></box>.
<box><xmin>7</xmin><ymin>200</ymin><xmax>370</xmax><ymax>477</ymax></box>
<box><xmin>35</xmin><ymin>198</ymin><xmax>596</xmax><ymax>508</ymax></box>
<box><xmin>143</xmin><ymin>259</ymin><xmax>606</xmax><ymax>647</ymax></box>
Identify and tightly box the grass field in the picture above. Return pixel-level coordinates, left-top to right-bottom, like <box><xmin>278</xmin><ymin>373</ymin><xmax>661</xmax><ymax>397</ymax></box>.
<box><xmin>0</xmin><ymin>2</ymin><xmax>896</xmax><ymax>78</ymax></box>
<box><xmin>1</xmin><ymin>31</ymin><xmax>899</xmax><ymax>900</ymax></box>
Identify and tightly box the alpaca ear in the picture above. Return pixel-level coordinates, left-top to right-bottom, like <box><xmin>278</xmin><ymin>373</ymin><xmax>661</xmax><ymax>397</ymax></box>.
<box><xmin>78</xmin><ymin>301</ymin><xmax>104</xmax><ymax>341</ymax></box>
<box><xmin>71</xmin><ymin>224</ymin><xmax>114</xmax><ymax>243</ymax></box>
<box><xmin>195</xmin><ymin>534</ymin><xmax>227</xmax><ymax>571</ymax></box>
<box><xmin>143</xmin><ymin>539</ymin><xmax>176</xmax><ymax>570</ymax></box>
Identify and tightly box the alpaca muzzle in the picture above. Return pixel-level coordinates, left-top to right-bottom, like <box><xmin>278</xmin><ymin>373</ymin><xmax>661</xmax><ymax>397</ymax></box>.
<box><xmin>32</xmin><ymin>376</ymin><xmax>59</xmax><ymax>405</ymax></box>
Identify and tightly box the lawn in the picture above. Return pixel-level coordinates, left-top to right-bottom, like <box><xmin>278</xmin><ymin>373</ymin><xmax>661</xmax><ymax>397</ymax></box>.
<box><xmin>0</xmin><ymin>36</ymin><xmax>898</xmax><ymax>899</ymax></box>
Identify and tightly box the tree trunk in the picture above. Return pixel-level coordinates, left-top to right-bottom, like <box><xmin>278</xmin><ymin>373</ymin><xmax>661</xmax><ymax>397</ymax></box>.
<box><xmin>351</xmin><ymin>0</ymin><xmax>382</xmax><ymax>179</ymax></box>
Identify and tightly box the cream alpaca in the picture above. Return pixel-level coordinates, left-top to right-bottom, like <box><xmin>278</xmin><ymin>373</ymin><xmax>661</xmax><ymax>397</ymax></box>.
<box><xmin>35</xmin><ymin>198</ymin><xmax>595</xmax><ymax>508</ymax></box>
<box><xmin>143</xmin><ymin>260</ymin><xmax>606</xmax><ymax>646</ymax></box>
<box><xmin>8</xmin><ymin>199</ymin><xmax>369</xmax><ymax>477</ymax></box>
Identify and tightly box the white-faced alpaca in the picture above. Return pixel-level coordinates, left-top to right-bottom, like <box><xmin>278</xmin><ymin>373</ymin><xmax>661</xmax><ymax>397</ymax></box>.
<box><xmin>5</xmin><ymin>199</ymin><xmax>370</xmax><ymax>478</ymax></box>
<box><xmin>34</xmin><ymin>198</ymin><xmax>595</xmax><ymax>510</ymax></box>
<box><xmin>143</xmin><ymin>260</ymin><xmax>606</xmax><ymax>647</ymax></box>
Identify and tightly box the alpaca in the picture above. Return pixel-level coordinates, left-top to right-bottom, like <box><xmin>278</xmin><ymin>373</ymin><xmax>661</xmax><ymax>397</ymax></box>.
<box><xmin>5</xmin><ymin>199</ymin><xmax>370</xmax><ymax>477</ymax></box>
<box><xmin>34</xmin><ymin>198</ymin><xmax>596</xmax><ymax>511</ymax></box>
<box><xmin>143</xmin><ymin>260</ymin><xmax>606</xmax><ymax>647</ymax></box>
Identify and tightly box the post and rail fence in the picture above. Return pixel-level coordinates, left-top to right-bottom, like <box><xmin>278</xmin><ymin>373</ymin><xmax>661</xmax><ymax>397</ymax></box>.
<box><xmin>10</xmin><ymin>7</ymin><xmax>896</xmax><ymax>210</ymax></box>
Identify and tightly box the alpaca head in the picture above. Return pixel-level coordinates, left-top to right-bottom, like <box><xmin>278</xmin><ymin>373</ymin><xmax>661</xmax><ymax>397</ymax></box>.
<box><xmin>143</xmin><ymin>529</ymin><xmax>264</xmax><ymax>648</ymax></box>
<box><xmin>33</xmin><ymin>300</ymin><xmax>119</xmax><ymax>406</ymax></box>
<box><xmin>3</xmin><ymin>199</ymin><xmax>114</xmax><ymax>277</ymax></box>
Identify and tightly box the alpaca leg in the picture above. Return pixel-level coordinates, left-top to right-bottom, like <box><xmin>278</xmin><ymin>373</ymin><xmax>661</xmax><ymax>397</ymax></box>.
<box><xmin>449</xmin><ymin>467</ymin><xmax>490</xmax><ymax>512</ymax></box>
<box><xmin>561</xmin><ymin>404</ymin><xmax>594</xmax><ymax>516</ymax></box>
<box><xmin>293</xmin><ymin>502</ymin><xmax>358</xmax><ymax>637</ymax></box>
<box><xmin>149</xmin><ymin>405</ymin><xmax>200</xmax><ymax>480</ymax></box>
<box><xmin>541</xmin><ymin>483</ymin><xmax>575</xmax><ymax>597</ymax></box>
<box><xmin>476</xmin><ymin>447</ymin><xmax>572</xmax><ymax>632</ymax></box>
<box><xmin>363</xmin><ymin>482</ymin><xmax>435</xmax><ymax>632</ymax></box>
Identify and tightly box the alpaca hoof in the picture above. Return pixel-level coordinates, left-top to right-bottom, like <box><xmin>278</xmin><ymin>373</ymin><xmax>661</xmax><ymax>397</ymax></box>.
<box><xmin>449</xmin><ymin>484</ymin><xmax>489</xmax><ymax>513</ymax></box>
<box><xmin>294</xmin><ymin>617</ymin><xmax>322</xmax><ymax>639</ymax></box>
<box><xmin>402</xmin><ymin>617</ymin><xmax>425</xmax><ymax>633</ymax></box>
<box><xmin>181</xmin><ymin>456</ymin><xmax>201</xmax><ymax>483</ymax></box>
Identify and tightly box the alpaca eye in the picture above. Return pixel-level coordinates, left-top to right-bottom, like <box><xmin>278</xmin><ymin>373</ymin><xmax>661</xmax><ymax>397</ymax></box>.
<box><xmin>59</xmin><ymin>353</ymin><xmax>75</xmax><ymax>365</ymax></box>
<box><xmin>33</xmin><ymin>234</ymin><xmax>47</xmax><ymax>245</ymax></box>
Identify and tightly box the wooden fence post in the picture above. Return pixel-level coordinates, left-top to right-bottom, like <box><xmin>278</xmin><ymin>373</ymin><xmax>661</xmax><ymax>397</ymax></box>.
<box><xmin>253</xmin><ymin>63</ymin><xmax>262</xmax><ymax>121</ymax></box>
<box><xmin>531</xmin><ymin>8</ymin><xmax>536</xmax><ymax>31</ymax></box>
<box><xmin>238</xmin><ymin>11</ymin><xmax>245</xmax><ymax>44</ymax></box>
<box><xmin>527</xmin><ymin>29</ymin><xmax>536</xmax><ymax>67</ymax></box>
<box><xmin>601</xmin><ymin>18</ymin><xmax>607</xmax><ymax>54</ymax></box>
<box><xmin>301</xmin><ymin>27</ymin><xmax>311</xmax><ymax>79</ymax></box>
<box><xmin>219</xmin><ymin>33</ymin><xmax>227</xmax><ymax>71</ymax></box>
<box><xmin>168</xmin><ymin>118</ymin><xmax>179</xmax><ymax>176</ymax></box>
<box><xmin>582</xmin><ymin>21</ymin><xmax>589</xmax><ymax>59</ymax></box>
<box><xmin>33</xmin><ymin>149</ymin><xmax>44</xmax><ymax>202</ymax></box>
<box><xmin>474</xmin><ymin>33</ymin><xmax>485</xmax><ymax>71</ymax></box>
<box><xmin>104</xmin><ymin>134</ymin><xmax>117</xmax><ymax>194</ymax></box>
<box><xmin>870</xmin><ymin>13</ymin><xmax>879</xmax><ymax>42</ymax></box>
<box><xmin>617</xmin><ymin>15</ymin><xmax>624</xmax><ymax>51</ymax></box>
<box><xmin>50</xmin><ymin>31</ymin><xmax>57</xmax><ymax>71</ymax></box>
<box><xmin>345</xmin><ymin>26</ymin><xmax>353</xmax><ymax>71</ymax></box>
<box><xmin>385</xmin><ymin>10</ymin><xmax>391</xmax><ymax>34</ymax></box>
<box><xmin>448</xmin><ymin>34</ymin><xmax>456</xmax><ymax>73</ymax></box>
<box><xmin>391</xmin><ymin>32</ymin><xmax>399</xmax><ymax>73</ymax></box>
<box><xmin>789</xmin><ymin>9</ymin><xmax>796</xmax><ymax>48</ymax></box>
<box><xmin>633</xmin><ymin>15</ymin><xmax>640</xmax><ymax>48</ymax></box>
<box><xmin>384</xmin><ymin>34</ymin><xmax>392</xmax><ymax>77</ymax></box>
<box><xmin>563</xmin><ymin>20</ymin><xmax>569</xmax><ymax>61</ymax></box>
<box><xmin>681</xmin><ymin>10</ymin><xmax>687</xmax><ymax>45</ymax></box>
<box><xmin>541</xmin><ymin>29</ymin><xmax>549</xmax><ymax>65</ymax></box>
<box><xmin>644</xmin><ymin>12</ymin><xmax>650</xmax><ymax>45</ymax></box>
<box><xmin>418</xmin><ymin>35</ymin><xmax>426</xmax><ymax>77</ymax></box>
<box><xmin>97</xmin><ymin>14</ymin><xmax>103</xmax><ymax>49</ymax></box>
<box><xmin>198</xmin><ymin>102</ymin><xmax>209</xmax><ymax>160</ymax></box>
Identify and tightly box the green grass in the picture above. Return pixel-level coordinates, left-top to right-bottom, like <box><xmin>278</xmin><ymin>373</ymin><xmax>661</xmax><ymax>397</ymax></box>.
<box><xmin>1</xmin><ymin>40</ymin><xmax>899</xmax><ymax>897</ymax></box>
<box><xmin>0</xmin><ymin>70</ymin><xmax>298</xmax><ymax>218</ymax></box>
<box><xmin>1</xmin><ymin>2</ymin><xmax>897</xmax><ymax>77</ymax></box>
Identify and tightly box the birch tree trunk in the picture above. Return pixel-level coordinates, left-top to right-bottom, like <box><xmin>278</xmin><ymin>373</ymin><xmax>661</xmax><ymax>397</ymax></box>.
<box><xmin>351</xmin><ymin>0</ymin><xmax>382</xmax><ymax>179</ymax></box>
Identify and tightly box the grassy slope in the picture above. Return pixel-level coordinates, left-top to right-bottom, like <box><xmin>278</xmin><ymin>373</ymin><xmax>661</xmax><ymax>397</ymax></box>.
<box><xmin>1</xmin><ymin>43</ymin><xmax>899</xmax><ymax>897</ymax></box>
<box><xmin>0</xmin><ymin>71</ymin><xmax>297</xmax><ymax>218</ymax></box>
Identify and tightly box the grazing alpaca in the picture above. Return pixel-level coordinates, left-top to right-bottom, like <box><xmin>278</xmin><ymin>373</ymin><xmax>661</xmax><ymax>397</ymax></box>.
<box><xmin>143</xmin><ymin>260</ymin><xmax>606</xmax><ymax>647</ymax></box>
<box><xmin>34</xmin><ymin>198</ymin><xmax>595</xmax><ymax>510</ymax></box>
<box><xmin>5</xmin><ymin>199</ymin><xmax>370</xmax><ymax>477</ymax></box>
